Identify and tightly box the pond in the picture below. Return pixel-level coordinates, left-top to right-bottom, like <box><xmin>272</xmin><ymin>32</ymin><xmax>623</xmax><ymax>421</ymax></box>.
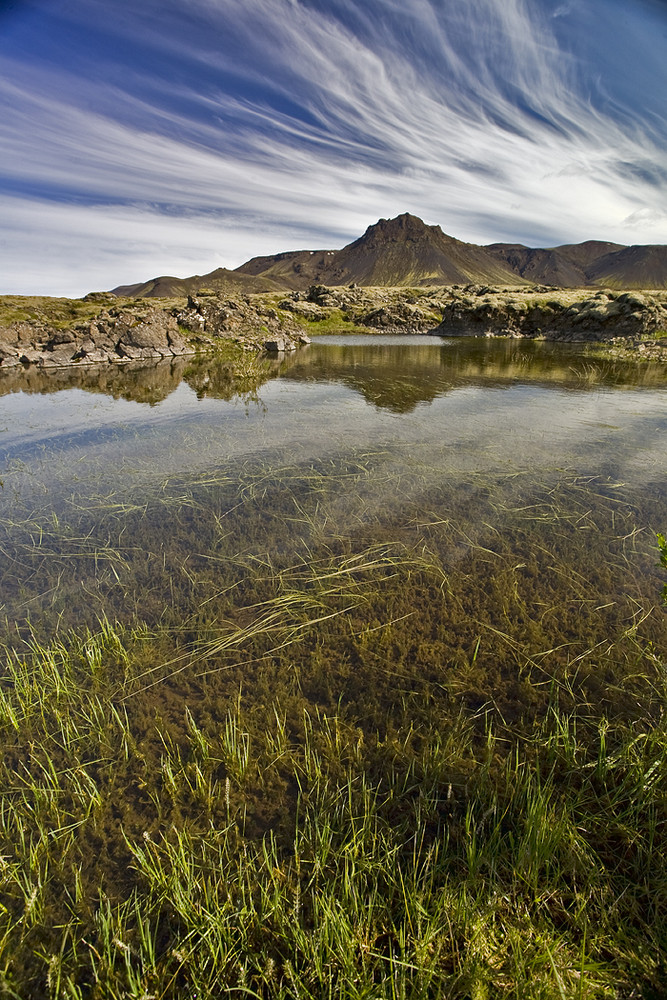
<box><xmin>1</xmin><ymin>334</ymin><xmax>667</xmax><ymax>997</ymax></box>
<box><xmin>0</xmin><ymin>331</ymin><xmax>665</xmax><ymax>720</ymax></box>
<box><xmin>1</xmin><ymin>335</ymin><xmax>665</xmax><ymax>634</ymax></box>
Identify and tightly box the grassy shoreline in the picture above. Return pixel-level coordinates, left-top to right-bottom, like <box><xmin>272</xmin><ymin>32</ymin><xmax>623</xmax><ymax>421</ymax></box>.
<box><xmin>2</xmin><ymin>287</ymin><xmax>667</xmax><ymax>375</ymax></box>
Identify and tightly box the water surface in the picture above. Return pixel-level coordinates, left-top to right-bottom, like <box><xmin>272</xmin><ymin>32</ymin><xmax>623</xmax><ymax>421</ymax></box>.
<box><xmin>1</xmin><ymin>336</ymin><xmax>665</xmax><ymax>703</ymax></box>
<box><xmin>1</xmin><ymin>336</ymin><xmax>665</xmax><ymax>1000</ymax></box>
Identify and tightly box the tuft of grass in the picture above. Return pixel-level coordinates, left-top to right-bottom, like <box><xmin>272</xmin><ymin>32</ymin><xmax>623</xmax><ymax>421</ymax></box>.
<box><xmin>0</xmin><ymin>294</ymin><xmax>135</xmax><ymax>330</ymax></box>
<box><xmin>658</xmin><ymin>532</ymin><xmax>667</xmax><ymax>603</ymax></box>
<box><xmin>0</xmin><ymin>619</ymin><xmax>666</xmax><ymax>997</ymax></box>
<box><xmin>0</xmin><ymin>293</ymin><xmax>191</xmax><ymax>331</ymax></box>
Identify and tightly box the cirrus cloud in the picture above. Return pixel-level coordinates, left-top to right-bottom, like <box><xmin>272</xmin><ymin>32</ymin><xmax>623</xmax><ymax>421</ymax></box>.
<box><xmin>0</xmin><ymin>0</ymin><xmax>665</xmax><ymax>295</ymax></box>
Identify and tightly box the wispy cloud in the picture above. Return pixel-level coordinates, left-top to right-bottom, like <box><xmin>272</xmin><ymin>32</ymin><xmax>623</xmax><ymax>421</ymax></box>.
<box><xmin>0</xmin><ymin>0</ymin><xmax>665</xmax><ymax>294</ymax></box>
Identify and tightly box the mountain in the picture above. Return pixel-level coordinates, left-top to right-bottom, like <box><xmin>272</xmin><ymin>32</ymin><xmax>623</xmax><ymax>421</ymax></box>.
<box><xmin>110</xmin><ymin>214</ymin><xmax>667</xmax><ymax>297</ymax></box>
<box><xmin>236</xmin><ymin>214</ymin><xmax>520</xmax><ymax>288</ymax></box>
<box><xmin>483</xmin><ymin>240</ymin><xmax>624</xmax><ymax>287</ymax></box>
<box><xmin>111</xmin><ymin>267</ymin><xmax>286</xmax><ymax>298</ymax></box>
<box><xmin>234</xmin><ymin>250</ymin><xmax>334</xmax><ymax>289</ymax></box>
<box><xmin>585</xmin><ymin>245</ymin><xmax>667</xmax><ymax>288</ymax></box>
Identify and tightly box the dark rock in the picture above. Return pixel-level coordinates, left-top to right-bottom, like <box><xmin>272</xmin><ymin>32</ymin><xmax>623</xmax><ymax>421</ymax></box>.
<box><xmin>0</xmin><ymin>343</ymin><xmax>22</xmax><ymax>367</ymax></box>
<box><xmin>47</xmin><ymin>330</ymin><xmax>77</xmax><ymax>346</ymax></box>
<box><xmin>39</xmin><ymin>349</ymin><xmax>80</xmax><ymax>367</ymax></box>
<box><xmin>115</xmin><ymin>310</ymin><xmax>193</xmax><ymax>358</ymax></box>
<box><xmin>264</xmin><ymin>337</ymin><xmax>297</xmax><ymax>352</ymax></box>
<box><xmin>360</xmin><ymin>301</ymin><xmax>432</xmax><ymax>331</ymax></box>
<box><xmin>280</xmin><ymin>300</ymin><xmax>327</xmax><ymax>320</ymax></box>
<box><xmin>430</xmin><ymin>289</ymin><xmax>667</xmax><ymax>341</ymax></box>
<box><xmin>19</xmin><ymin>348</ymin><xmax>43</xmax><ymax>364</ymax></box>
<box><xmin>306</xmin><ymin>284</ymin><xmax>327</xmax><ymax>303</ymax></box>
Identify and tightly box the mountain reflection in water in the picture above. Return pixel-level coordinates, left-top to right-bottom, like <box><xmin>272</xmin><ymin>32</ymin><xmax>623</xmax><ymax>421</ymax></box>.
<box><xmin>0</xmin><ymin>336</ymin><xmax>665</xmax><ymax>414</ymax></box>
<box><xmin>281</xmin><ymin>337</ymin><xmax>667</xmax><ymax>413</ymax></box>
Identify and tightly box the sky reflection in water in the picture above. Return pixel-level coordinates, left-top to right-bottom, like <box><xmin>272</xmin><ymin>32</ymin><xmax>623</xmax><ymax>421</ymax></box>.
<box><xmin>0</xmin><ymin>337</ymin><xmax>664</xmax><ymax>501</ymax></box>
<box><xmin>0</xmin><ymin>336</ymin><xmax>665</xmax><ymax>632</ymax></box>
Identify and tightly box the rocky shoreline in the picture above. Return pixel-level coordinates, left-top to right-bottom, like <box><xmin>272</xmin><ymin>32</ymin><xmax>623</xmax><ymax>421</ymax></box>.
<box><xmin>428</xmin><ymin>286</ymin><xmax>667</xmax><ymax>350</ymax></box>
<box><xmin>1</xmin><ymin>284</ymin><xmax>666</xmax><ymax>370</ymax></box>
<box><xmin>0</xmin><ymin>306</ymin><xmax>194</xmax><ymax>368</ymax></box>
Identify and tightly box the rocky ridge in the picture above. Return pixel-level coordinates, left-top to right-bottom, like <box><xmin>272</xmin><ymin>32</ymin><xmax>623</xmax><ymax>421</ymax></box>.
<box><xmin>1</xmin><ymin>284</ymin><xmax>666</xmax><ymax>371</ymax></box>
<box><xmin>430</xmin><ymin>287</ymin><xmax>667</xmax><ymax>347</ymax></box>
<box><xmin>0</xmin><ymin>306</ymin><xmax>193</xmax><ymax>369</ymax></box>
<box><xmin>175</xmin><ymin>294</ymin><xmax>311</xmax><ymax>354</ymax></box>
<box><xmin>0</xmin><ymin>292</ymin><xmax>312</xmax><ymax>370</ymax></box>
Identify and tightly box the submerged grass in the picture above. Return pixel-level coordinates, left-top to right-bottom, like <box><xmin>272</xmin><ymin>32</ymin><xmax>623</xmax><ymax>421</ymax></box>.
<box><xmin>0</xmin><ymin>619</ymin><xmax>665</xmax><ymax>998</ymax></box>
<box><xmin>0</xmin><ymin>453</ymin><xmax>666</xmax><ymax>997</ymax></box>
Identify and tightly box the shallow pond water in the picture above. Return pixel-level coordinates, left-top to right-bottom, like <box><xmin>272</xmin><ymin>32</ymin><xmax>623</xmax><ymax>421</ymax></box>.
<box><xmin>1</xmin><ymin>336</ymin><xmax>666</xmax><ymax>1000</ymax></box>
<box><xmin>0</xmin><ymin>335</ymin><xmax>665</xmax><ymax>720</ymax></box>
<box><xmin>1</xmin><ymin>337</ymin><xmax>665</xmax><ymax>611</ymax></box>
<box><xmin>1</xmin><ymin>336</ymin><xmax>665</xmax><ymax>493</ymax></box>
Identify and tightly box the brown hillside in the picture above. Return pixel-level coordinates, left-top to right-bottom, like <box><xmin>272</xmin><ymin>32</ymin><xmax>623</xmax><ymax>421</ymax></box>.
<box><xmin>112</xmin><ymin>267</ymin><xmax>283</xmax><ymax>298</ymax></box>
<box><xmin>586</xmin><ymin>245</ymin><xmax>667</xmax><ymax>289</ymax></box>
<box><xmin>484</xmin><ymin>245</ymin><xmax>588</xmax><ymax>286</ymax></box>
<box><xmin>236</xmin><ymin>214</ymin><xmax>523</xmax><ymax>289</ymax></box>
<box><xmin>552</xmin><ymin>240</ymin><xmax>625</xmax><ymax>269</ymax></box>
<box><xmin>236</xmin><ymin>250</ymin><xmax>334</xmax><ymax>289</ymax></box>
<box><xmin>109</xmin><ymin>214</ymin><xmax>667</xmax><ymax>297</ymax></box>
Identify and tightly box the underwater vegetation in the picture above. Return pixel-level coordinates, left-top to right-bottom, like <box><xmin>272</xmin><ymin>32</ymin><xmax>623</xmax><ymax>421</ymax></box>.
<box><xmin>0</xmin><ymin>450</ymin><xmax>665</xmax><ymax>998</ymax></box>
<box><xmin>0</xmin><ymin>336</ymin><xmax>666</xmax><ymax>998</ymax></box>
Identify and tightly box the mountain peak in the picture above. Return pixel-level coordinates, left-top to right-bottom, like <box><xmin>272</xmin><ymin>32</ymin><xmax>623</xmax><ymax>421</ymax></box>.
<box><xmin>361</xmin><ymin>213</ymin><xmax>445</xmax><ymax>241</ymax></box>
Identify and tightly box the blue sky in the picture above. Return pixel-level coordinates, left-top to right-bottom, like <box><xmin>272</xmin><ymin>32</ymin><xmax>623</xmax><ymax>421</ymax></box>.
<box><xmin>1</xmin><ymin>0</ymin><xmax>666</xmax><ymax>295</ymax></box>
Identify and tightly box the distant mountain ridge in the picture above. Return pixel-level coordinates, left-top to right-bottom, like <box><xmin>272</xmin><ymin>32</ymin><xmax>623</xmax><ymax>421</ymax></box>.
<box><xmin>111</xmin><ymin>214</ymin><xmax>667</xmax><ymax>297</ymax></box>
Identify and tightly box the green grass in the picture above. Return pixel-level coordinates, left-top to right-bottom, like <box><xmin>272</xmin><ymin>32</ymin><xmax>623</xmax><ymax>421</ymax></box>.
<box><xmin>0</xmin><ymin>452</ymin><xmax>666</xmax><ymax>997</ymax></box>
<box><xmin>289</xmin><ymin>308</ymin><xmax>369</xmax><ymax>335</ymax></box>
<box><xmin>0</xmin><ymin>617</ymin><xmax>665</xmax><ymax>998</ymax></box>
<box><xmin>658</xmin><ymin>532</ymin><xmax>667</xmax><ymax>604</ymax></box>
<box><xmin>0</xmin><ymin>294</ymin><xmax>187</xmax><ymax>331</ymax></box>
<box><xmin>0</xmin><ymin>294</ymin><xmax>117</xmax><ymax>330</ymax></box>
<box><xmin>186</xmin><ymin>335</ymin><xmax>266</xmax><ymax>368</ymax></box>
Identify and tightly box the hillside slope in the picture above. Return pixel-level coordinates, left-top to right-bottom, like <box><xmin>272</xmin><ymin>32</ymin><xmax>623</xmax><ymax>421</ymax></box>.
<box><xmin>111</xmin><ymin>214</ymin><xmax>667</xmax><ymax>296</ymax></box>
<box><xmin>112</xmin><ymin>267</ymin><xmax>284</xmax><ymax>298</ymax></box>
